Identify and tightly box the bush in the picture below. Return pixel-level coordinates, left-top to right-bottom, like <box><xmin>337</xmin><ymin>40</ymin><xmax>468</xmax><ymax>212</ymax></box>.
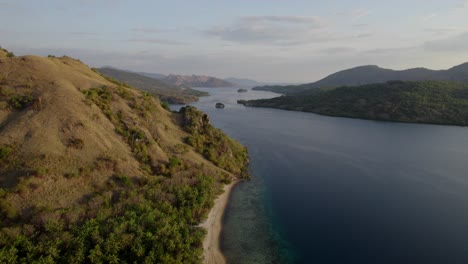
<box><xmin>67</xmin><ymin>138</ymin><xmax>84</xmax><ymax>149</ymax></box>
<box><xmin>8</xmin><ymin>95</ymin><xmax>34</xmax><ymax>109</ymax></box>
<box><xmin>161</xmin><ymin>101</ymin><xmax>170</xmax><ymax>111</ymax></box>
<box><xmin>0</xmin><ymin>146</ymin><xmax>10</xmax><ymax>160</ymax></box>
<box><xmin>118</xmin><ymin>175</ymin><xmax>132</xmax><ymax>187</ymax></box>
<box><xmin>35</xmin><ymin>167</ymin><xmax>48</xmax><ymax>177</ymax></box>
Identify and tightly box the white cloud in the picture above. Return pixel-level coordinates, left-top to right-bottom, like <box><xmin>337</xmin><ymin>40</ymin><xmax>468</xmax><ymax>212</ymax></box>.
<box><xmin>456</xmin><ymin>2</ymin><xmax>468</xmax><ymax>8</ymax></box>
<box><xmin>207</xmin><ymin>15</ymin><xmax>331</xmax><ymax>46</ymax></box>
<box><xmin>132</xmin><ymin>27</ymin><xmax>178</xmax><ymax>34</ymax></box>
<box><xmin>127</xmin><ymin>38</ymin><xmax>186</xmax><ymax>45</ymax></box>
<box><xmin>422</xmin><ymin>32</ymin><xmax>468</xmax><ymax>52</ymax></box>
<box><xmin>350</xmin><ymin>9</ymin><xmax>370</xmax><ymax>19</ymax></box>
<box><xmin>424</xmin><ymin>27</ymin><xmax>460</xmax><ymax>35</ymax></box>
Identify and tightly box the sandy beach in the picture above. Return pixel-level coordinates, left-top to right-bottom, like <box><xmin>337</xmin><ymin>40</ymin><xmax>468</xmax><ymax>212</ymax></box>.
<box><xmin>200</xmin><ymin>180</ymin><xmax>238</xmax><ymax>264</ymax></box>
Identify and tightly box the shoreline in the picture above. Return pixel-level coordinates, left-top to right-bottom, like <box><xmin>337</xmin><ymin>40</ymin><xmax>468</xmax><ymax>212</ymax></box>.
<box><xmin>200</xmin><ymin>180</ymin><xmax>238</xmax><ymax>264</ymax></box>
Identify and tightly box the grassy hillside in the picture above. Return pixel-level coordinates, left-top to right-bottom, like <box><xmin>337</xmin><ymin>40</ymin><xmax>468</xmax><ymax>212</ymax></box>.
<box><xmin>253</xmin><ymin>62</ymin><xmax>468</xmax><ymax>95</ymax></box>
<box><xmin>240</xmin><ymin>81</ymin><xmax>468</xmax><ymax>126</ymax></box>
<box><xmin>96</xmin><ymin>67</ymin><xmax>208</xmax><ymax>104</ymax></box>
<box><xmin>0</xmin><ymin>52</ymin><xmax>248</xmax><ymax>263</ymax></box>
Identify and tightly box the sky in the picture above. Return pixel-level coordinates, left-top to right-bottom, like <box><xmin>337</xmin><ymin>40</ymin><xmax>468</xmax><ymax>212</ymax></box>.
<box><xmin>1</xmin><ymin>0</ymin><xmax>468</xmax><ymax>83</ymax></box>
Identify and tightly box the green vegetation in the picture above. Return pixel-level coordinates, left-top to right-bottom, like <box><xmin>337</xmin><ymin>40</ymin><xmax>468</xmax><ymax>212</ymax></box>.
<box><xmin>252</xmin><ymin>83</ymin><xmax>318</xmax><ymax>95</ymax></box>
<box><xmin>241</xmin><ymin>81</ymin><xmax>468</xmax><ymax>126</ymax></box>
<box><xmin>180</xmin><ymin>106</ymin><xmax>249</xmax><ymax>178</ymax></box>
<box><xmin>0</xmin><ymin>174</ymin><xmax>217</xmax><ymax>263</ymax></box>
<box><xmin>8</xmin><ymin>95</ymin><xmax>34</xmax><ymax>110</ymax></box>
<box><xmin>82</xmin><ymin>86</ymin><xmax>155</xmax><ymax>173</ymax></box>
<box><xmin>1</xmin><ymin>47</ymin><xmax>15</xmax><ymax>58</ymax></box>
<box><xmin>161</xmin><ymin>101</ymin><xmax>170</xmax><ymax>111</ymax></box>
<box><xmin>0</xmin><ymin>82</ymin><xmax>248</xmax><ymax>263</ymax></box>
<box><xmin>0</xmin><ymin>146</ymin><xmax>10</xmax><ymax>160</ymax></box>
<box><xmin>92</xmin><ymin>68</ymin><xmax>132</xmax><ymax>88</ymax></box>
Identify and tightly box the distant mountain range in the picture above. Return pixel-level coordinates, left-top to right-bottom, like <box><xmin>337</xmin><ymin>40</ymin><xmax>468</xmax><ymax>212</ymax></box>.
<box><xmin>162</xmin><ymin>74</ymin><xmax>233</xmax><ymax>88</ymax></box>
<box><xmin>253</xmin><ymin>62</ymin><xmax>468</xmax><ymax>95</ymax></box>
<box><xmin>96</xmin><ymin>67</ymin><xmax>207</xmax><ymax>104</ymax></box>
<box><xmin>224</xmin><ymin>77</ymin><xmax>264</xmax><ymax>87</ymax></box>
<box><xmin>101</xmin><ymin>66</ymin><xmax>284</xmax><ymax>88</ymax></box>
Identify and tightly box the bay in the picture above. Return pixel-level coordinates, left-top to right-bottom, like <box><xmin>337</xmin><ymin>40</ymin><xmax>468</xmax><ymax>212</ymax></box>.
<box><xmin>179</xmin><ymin>87</ymin><xmax>468</xmax><ymax>264</ymax></box>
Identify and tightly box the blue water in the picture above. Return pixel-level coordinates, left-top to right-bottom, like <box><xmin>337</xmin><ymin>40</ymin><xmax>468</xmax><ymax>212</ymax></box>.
<box><xmin>177</xmin><ymin>87</ymin><xmax>468</xmax><ymax>264</ymax></box>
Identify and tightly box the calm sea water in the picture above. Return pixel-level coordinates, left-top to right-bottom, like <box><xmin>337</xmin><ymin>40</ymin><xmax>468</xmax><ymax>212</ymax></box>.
<box><xmin>176</xmin><ymin>87</ymin><xmax>468</xmax><ymax>264</ymax></box>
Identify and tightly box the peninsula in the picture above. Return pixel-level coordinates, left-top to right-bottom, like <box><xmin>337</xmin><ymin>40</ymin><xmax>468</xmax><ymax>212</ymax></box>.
<box><xmin>240</xmin><ymin>80</ymin><xmax>468</xmax><ymax>126</ymax></box>
<box><xmin>0</xmin><ymin>49</ymin><xmax>248</xmax><ymax>263</ymax></box>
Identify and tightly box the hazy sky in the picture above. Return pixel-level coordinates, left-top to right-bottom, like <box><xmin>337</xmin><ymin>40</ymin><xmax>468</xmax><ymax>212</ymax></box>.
<box><xmin>1</xmin><ymin>0</ymin><xmax>468</xmax><ymax>82</ymax></box>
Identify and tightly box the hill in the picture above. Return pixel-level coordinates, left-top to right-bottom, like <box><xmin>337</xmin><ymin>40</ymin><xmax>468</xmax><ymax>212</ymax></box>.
<box><xmin>224</xmin><ymin>77</ymin><xmax>262</xmax><ymax>87</ymax></box>
<box><xmin>96</xmin><ymin>67</ymin><xmax>207</xmax><ymax>104</ymax></box>
<box><xmin>0</xmin><ymin>51</ymin><xmax>248</xmax><ymax>263</ymax></box>
<box><xmin>240</xmin><ymin>80</ymin><xmax>468</xmax><ymax>126</ymax></box>
<box><xmin>163</xmin><ymin>74</ymin><xmax>234</xmax><ymax>88</ymax></box>
<box><xmin>135</xmin><ymin>71</ymin><xmax>167</xmax><ymax>80</ymax></box>
<box><xmin>253</xmin><ymin>62</ymin><xmax>468</xmax><ymax>95</ymax></box>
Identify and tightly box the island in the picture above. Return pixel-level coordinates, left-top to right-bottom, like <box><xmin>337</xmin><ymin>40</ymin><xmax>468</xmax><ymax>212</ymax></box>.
<box><xmin>239</xmin><ymin>80</ymin><xmax>468</xmax><ymax>126</ymax></box>
<box><xmin>237</xmin><ymin>88</ymin><xmax>248</xmax><ymax>93</ymax></box>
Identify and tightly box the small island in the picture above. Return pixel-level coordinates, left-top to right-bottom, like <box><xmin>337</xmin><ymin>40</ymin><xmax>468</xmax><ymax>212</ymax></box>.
<box><xmin>216</xmin><ymin>102</ymin><xmax>225</xmax><ymax>108</ymax></box>
<box><xmin>237</xmin><ymin>88</ymin><xmax>248</xmax><ymax>93</ymax></box>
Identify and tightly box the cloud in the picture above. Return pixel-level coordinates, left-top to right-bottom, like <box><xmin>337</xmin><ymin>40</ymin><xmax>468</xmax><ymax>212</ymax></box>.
<box><xmin>69</xmin><ymin>32</ymin><xmax>98</xmax><ymax>36</ymax></box>
<box><xmin>349</xmin><ymin>9</ymin><xmax>370</xmax><ymax>19</ymax></box>
<box><xmin>127</xmin><ymin>38</ymin><xmax>186</xmax><ymax>45</ymax></box>
<box><xmin>355</xmin><ymin>33</ymin><xmax>373</xmax><ymax>38</ymax></box>
<box><xmin>456</xmin><ymin>2</ymin><xmax>468</xmax><ymax>8</ymax></box>
<box><xmin>337</xmin><ymin>9</ymin><xmax>370</xmax><ymax>19</ymax></box>
<box><xmin>365</xmin><ymin>46</ymin><xmax>415</xmax><ymax>55</ymax></box>
<box><xmin>132</xmin><ymin>27</ymin><xmax>178</xmax><ymax>33</ymax></box>
<box><xmin>422</xmin><ymin>32</ymin><xmax>468</xmax><ymax>52</ymax></box>
<box><xmin>363</xmin><ymin>32</ymin><xmax>468</xmax><ymax>55</ymax></box>
<box><xmin>320</xmin><ymin>47</ymin><xmax>357</xmax><ymax>54</ymax></box>
<box><xmin>421</xmin><ymin>13</ymin><xmax>437</xmax><ymax>21</ymax></box>
<box><xmin>207</xmin><ymin>15</ymin><xmax>330</xmax><ymax>46</ymax></box>
<box><xmin>352</xmin><ymin>23</ymin><xmax>368</xmax><ymax>28</ymax></box>
<box><xmin>424</xmin><ymin>27</ymin><xmax>460</xmax><ymax>35</ymax></box>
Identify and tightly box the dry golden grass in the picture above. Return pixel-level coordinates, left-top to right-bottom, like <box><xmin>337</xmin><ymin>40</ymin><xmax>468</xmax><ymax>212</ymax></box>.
<box><xmin>0</xmin><ymin>54</ymin><xmax>231</xmax><ymax>215</ymax></box>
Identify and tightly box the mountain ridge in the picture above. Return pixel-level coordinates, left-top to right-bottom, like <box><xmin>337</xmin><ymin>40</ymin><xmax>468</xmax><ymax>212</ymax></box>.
<box><xmin>253</xmin><ymin>62</ymin><xmax>468</xmax><ymax>95</ymax></box>
<box><xmin>96</xmin><ymin>67</ymin><xmax>207</xmax><ymax>104</ymax></box>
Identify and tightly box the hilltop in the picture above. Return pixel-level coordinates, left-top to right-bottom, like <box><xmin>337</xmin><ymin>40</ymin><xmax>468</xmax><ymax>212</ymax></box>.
<box><xmin>96</xmin><ymin>67</ymin><xmax>207</xmax><ymax>104</ymax></box>
<box><xmin>240</xmin><ymin>80</ymin><xmax>468</xmax><ymax>126</ymax></box>
<box><xmin>163</xmin><ymin>74</ymin><xmax>234</xmax><ymax>88</ymax></box>
<box><xmin>131</xmin><ymin>71</ymin><xmax>235</xmax><ymax>88</ymax></box>
<box><xmin>0</xmin><ymin>51</ymin><xmax>248</xmax><ymax>263</ymax></box>
<box><xmin>253</xmin><ymin>62</ymin><xmax>468</xmax><ymax>95</ymax></box>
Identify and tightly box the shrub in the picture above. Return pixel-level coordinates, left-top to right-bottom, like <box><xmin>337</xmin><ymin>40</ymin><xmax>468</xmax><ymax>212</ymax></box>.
<box><xmin>8</xmin><ymin>95</ymin><xmax>34</xmax><ymax>109</ymax></box>
<box><xmin>0</xmin><ymin>146</ymin><xmax>10</xmax><ymax>160</ymax></box>
<box><xmin>168</xmin><ymin>157</ymin><xmax>183</xmax><ymax>170</ymax></box>
<box><xmin>161</xmin><ymin>101</ymin><xmax>170</xmax><ymax>111</ymax></box>
<box><xmin>35</xmin><ymin>167</ymin><xmax>48</xmax><ymax>177</ymax></box>
<box><xmin>118</xmin><ymin>175</ymin><xmax>132</xmax><ymax>187</ymax></box>
<box><xmin>67</xmin><ymin>138</ymin><xmax>84</xmax><ymax>149</ymax></box>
